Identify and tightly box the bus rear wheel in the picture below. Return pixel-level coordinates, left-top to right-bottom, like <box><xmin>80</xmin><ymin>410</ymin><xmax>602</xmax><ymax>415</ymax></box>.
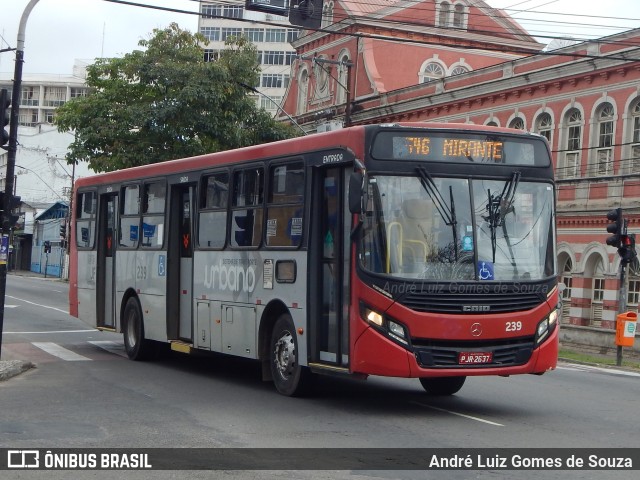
<box><xmin>419</xmin><ymin>376</ymin><xmax>466</xmax><ymax>395</ymax></box>
<box><xmin>270</xmin><ymin>314</ymin><xmax>310</xmax><ymax>396</ymax></box>
<box><xmin>123</xmin><ymin>297</ymin><xmax>153</xmax><ymax>361</ymax></box>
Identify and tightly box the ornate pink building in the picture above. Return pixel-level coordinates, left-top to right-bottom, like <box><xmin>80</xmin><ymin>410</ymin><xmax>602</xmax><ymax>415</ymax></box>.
<box><xmin>279</xmin><ymin>1</ymin><xmax>640</xmax><ymax>335</ymax></box>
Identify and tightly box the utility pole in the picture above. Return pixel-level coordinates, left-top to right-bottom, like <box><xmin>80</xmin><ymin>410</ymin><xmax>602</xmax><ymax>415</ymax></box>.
<box><xmin>605</xmin><ymin>208</ymin><xmax>638</xmax><ymax>366</ymax></box>
<box><xmin>0</xmin><ymin>0</ymin><xmax>40</xmax><ymax>358</ymax></box>
<box><xmin>616</xmin><ymin>247</ymin><xmax>628</xmax><ymax>367</ymax></box>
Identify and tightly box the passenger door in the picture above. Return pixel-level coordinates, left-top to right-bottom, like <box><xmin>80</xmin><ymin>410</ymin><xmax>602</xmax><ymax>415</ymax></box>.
<box><xmin>96</xmin><ymin>193</ymin><xmax>118</xmax><ymax>330</ymax></box>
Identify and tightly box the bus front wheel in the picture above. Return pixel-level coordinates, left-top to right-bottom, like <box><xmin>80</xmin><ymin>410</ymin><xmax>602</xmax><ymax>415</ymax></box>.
<box><xmin>123</xmin><ymin>297</ymin><xmax>153</xmax><ymax>361</ymax></box>
<box><xmin>419</xmin><ymin>376</ymin><xmax>466</xmax><ymax>395</ymax></box>
<box><xmin>270</xmin><ymin>314</ymin><xmax>310</xmax><ymax>396</ymax></box>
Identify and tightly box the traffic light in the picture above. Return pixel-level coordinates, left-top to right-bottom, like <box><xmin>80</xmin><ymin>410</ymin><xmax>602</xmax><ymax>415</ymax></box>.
<box><xmin>60</xmin><ymin>221</ymin><xmax>67</xmax><ymax>239</ymax></box>
<box><xmin>289</xmin><ymin>0</ymin><xmax>323</xmax><ymax>29</ymax></box>
<box><xmin>1</xmin><ymin>194</ymin><xmax>21</xmax><ymax>230</ymax></box>
<box><xmin>1</xmin><ymin>88</ymin><xmax>10</xmax><ymax>150</ymax></box>
<box><xmin>606</xmin><ymin>208</ymin><xmax>624</xmax><ymax>248</ymax></box>
<box><xmin>44</xmin><ymin>240</ymin><xmax>51</xmax><ymax>254</ymax></box>
<box><xmin>619</xmin><ymin>234</ymin><xmax>637</xmax><ymax>264</ymax></box>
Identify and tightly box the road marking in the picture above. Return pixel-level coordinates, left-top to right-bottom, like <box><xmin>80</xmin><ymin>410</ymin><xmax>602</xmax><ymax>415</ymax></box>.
<box><xmin>558</xmin><ymin>363</ymin><xmax>640</xmax><ymax>377</ymax></box>
<box><xmin>4</xmin><ymin>305</ymin><xmax>18</xmax><ymax>308</ymax></box>
<box><xmin>3</xmin><ymin>330</ymin><xmax>96</xmax><ymax>334</ymax></box>
<box><xmin>411</xmin><ymin>401</ymin><xmax>504</xmax><ymax>426</ymax></box>
<box><xmin>6</xmin><ymin>295</ymin><xmax>68</xmax><ymax>315</ymax></box>
<box><xmin>89</xmin><ymin>341</ymin><xmax>127</xmax><ymax>358</ymax></box>
<box><xmin>32</xmin><ymin>342</ymin><xmax>91</xmax><ymax>362</ymax></box>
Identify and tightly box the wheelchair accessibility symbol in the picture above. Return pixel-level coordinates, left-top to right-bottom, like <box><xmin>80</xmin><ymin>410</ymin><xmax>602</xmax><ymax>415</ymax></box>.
<box><xmin>158</xmin><ymin>255</ymin><xmax>166</xmax><ymax>277</ymax></box>
<box><xmin>478</xmin><ymin>261</ymin><xmax>494</xmax><ymax>281</ymax></box>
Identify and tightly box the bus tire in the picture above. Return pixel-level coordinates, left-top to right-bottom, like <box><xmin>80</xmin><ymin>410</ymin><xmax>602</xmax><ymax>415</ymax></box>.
<box><xmin>419</xmin><ymin>376</ymin><xmax>466</xmax><ymax>395</ymax></box>
<box><xmin>270</xmin><ymin>314</ymin><xmax>310</xmax><ymax>396</ymax></box>
<box><xmin>123</xmin><ymin>297</ymin><xmax>153</xmax><ymax>361</ymax></box>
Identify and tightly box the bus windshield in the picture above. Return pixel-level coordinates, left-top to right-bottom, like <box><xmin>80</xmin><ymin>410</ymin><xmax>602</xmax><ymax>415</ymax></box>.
<box><xmin>358</xmin><ymin>174</ymin><xmax>555</xmax><ymax>282</ymax></box>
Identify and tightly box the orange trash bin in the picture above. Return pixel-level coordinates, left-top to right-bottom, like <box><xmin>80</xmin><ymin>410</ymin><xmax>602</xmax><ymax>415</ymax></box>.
<box><xmin>615</xmin><ymin>312</ymin><xmax>637</xmax><ymax>347</ymax></box>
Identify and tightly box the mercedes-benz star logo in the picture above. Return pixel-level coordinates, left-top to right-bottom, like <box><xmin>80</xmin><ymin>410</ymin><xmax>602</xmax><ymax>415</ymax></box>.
<box><xmin>470</xmin><ymin>323</ymin><xmax>482</xmax><ymax>337</ymax></box>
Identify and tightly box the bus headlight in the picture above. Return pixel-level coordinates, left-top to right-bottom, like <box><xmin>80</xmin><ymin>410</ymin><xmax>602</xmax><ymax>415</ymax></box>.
<box><xmin>364</xmin><ymin>308</ymin><xmax>384</xmax><ymax>327</ymax></box>
<box><xmin>360</xmin><ymin>304</ymin><xmax>410</xmax><ymax>347</ymax></box>
<box><xmin>535</xmin><ymin>309</ymin><xmax>558</xmax><ymax>345</ymax></box>
<box><xmin>388</xmin><ymin>320</ymin><xmax>409</xmax><ymax>345</ymax></box>
<box><xmin>388</xmin><ymin>320</ymin><xmax>405</xmax><ymax>338</ymax></box>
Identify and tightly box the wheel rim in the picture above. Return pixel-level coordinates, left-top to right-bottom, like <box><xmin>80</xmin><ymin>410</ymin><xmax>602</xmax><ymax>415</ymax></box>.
<box><xmin>126</xmin><ymin>309</ymin><xmax>138</xmax><ymax>349</ymax></box>
<box><xmin>273</xmin><ymin>330</ymin><xmax>296</xmax><ymax>381</ymax></box>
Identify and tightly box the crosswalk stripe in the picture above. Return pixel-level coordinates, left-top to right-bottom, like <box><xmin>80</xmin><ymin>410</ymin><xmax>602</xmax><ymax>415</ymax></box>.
<box><xmin>88</xmin><ymin>341</ymin><xmax>127</xmax><ymax>358</ymax></box>
<box><xmin>31</xmin><ymin>342</ymin><xmax>92</xmax><ymax>362</ymax></box>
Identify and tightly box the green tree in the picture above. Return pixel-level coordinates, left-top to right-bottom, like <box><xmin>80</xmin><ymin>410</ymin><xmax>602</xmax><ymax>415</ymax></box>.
<box><xmin>55</xmin><ymin>23</ymin><xmax>297</xmax><ymax>172</ymax></box>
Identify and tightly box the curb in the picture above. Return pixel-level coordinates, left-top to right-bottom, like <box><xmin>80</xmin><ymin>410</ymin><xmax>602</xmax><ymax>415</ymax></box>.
<box><xmin>0</xmin><ymin>360</ymin><xmax>35</xmax><ymax>381</ymax></box>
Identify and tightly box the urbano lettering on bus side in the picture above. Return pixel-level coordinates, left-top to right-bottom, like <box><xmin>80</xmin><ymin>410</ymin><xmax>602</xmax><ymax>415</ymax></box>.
<box><xmin>204</xmin><ymin>260</ymin><xmax>256</xmax><ymax>293</ymax></box>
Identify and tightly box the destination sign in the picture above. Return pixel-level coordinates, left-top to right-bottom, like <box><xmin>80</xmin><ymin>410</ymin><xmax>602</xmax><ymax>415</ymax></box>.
<box><xmin>371</xmin><ymin>131</ymin><xmax>550</xmax><ymax>166</ymax></box>
<box><xmin>401</xmin><ymin>136</ymin><xmax>504</xmax><ymax>162</ymax></box>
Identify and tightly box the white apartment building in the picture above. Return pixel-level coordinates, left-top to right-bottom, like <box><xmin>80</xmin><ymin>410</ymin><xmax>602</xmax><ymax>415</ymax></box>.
<box><xmin>198</xmin><ymin>1</ymin><xmax>299</xmax><ymax>115</ymax></box>
<box><xmin>0</xmin><ymin>62</ymin><xmax>94</xmax><ymax>205</ymax></box>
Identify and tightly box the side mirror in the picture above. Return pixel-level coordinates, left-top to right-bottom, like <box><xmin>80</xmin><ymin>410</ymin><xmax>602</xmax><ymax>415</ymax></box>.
<box><xmin>348</xmin><ymin>172</ymin><xmax>363</xmax><ymax>214</ymax></box>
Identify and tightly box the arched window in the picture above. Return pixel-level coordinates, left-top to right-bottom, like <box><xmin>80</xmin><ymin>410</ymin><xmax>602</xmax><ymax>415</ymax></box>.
<box><xmin>509</xmin><ymin>117</ymin><xmax>525</xmax><ymax>130</ymax></box>
<box><xmin>296</xmin><ymin>68</ymin><xmax>309</xmax><ymax>115</ymax></box>
<box><xmin>486</xmin><ymin>120</ymin><xmax>498</xmax><ymax>127</ymax></box>
<box><xmin>420</xmin><ymin>62</ymin><xmax>445</xmax><ymax>83</ymax></box>
<box><xmin>630</xmin><ymin>101</ymin><xmax>640</xmax><ymax>173</ymax></box>
<box><xmin>560</xmin><ymin>258</ymin><xmax>573</xmax><ymax>323</ymax></box>
<box><xmin>321</xmin><ymin>1</ymin><xmax>334</xmax><ymax>29</ymax></box>
<box><xmin>594</xmin><ymin>102</ymin><xmax>614</xmax><ymax>176</ymax></box>
<box><xmin>535</xmin><ymin>112</ymin><xmax>553</xmax><ymax>142</ymax></box>
<box><xmin>313</xmin><ymin>57</ymin><xmax>330</xmax><ymax>99</ymax></box>
<box><xmin>438</xmin><ymin>2</ymin><xmax>451</xmax><ymax>27</ymax></box>
<box><xmin>591</xmin><ymin>258</ymin><xmax>605</xmax><ymax>327</ymax></box>
<box><xmin>453</xmin><ymin>4</ymin><xmax>465</xmax><ymax>28</ymax></box>
<box><xmin>628</xmin><ymin>258</ymin><xmax>640</xmax><ymax>314</ymax></box>
<box><xmin>436</xmin><ymin>1</ymin><xmax>467</xmax><ymax>29</ymax></box>
<box><xmin>450</xmin><ymin>65</ymin><xmax>469</xmax><ymax>76</ymax></box>
<box><xmin>336</xmin><ymin>53</ymin><xmax>350</xmax><ymax>105</ymax></box>
<box><xmin>560</xmin><ymin>108</ymin><xmax>582</xmax><ymax>179</ymax></box>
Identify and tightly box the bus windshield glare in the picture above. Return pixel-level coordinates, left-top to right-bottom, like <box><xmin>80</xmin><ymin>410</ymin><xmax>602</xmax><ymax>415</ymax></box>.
<box><xmin>358</xmin><ymin>174</ymin><xmax>556</xmax><ymax>282</ymax></box>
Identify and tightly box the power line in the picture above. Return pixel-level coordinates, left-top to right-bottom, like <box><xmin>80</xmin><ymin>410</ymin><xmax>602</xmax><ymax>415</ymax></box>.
<box><xmin>103</xmin><ymin>0</ymin><xmax>640</xmax><ymax>57</ymax></box>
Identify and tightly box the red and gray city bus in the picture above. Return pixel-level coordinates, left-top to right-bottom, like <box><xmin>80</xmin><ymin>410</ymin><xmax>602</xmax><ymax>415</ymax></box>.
<box><xmin>69</xmin><ymin>122</ymin><xmax>558</xmax><ymax>396</ymax></box>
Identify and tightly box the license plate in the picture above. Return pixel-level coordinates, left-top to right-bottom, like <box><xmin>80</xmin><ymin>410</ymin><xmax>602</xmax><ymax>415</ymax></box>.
<box><xmin>458</xmin><ymin>352</ymin><xmax>493</xmax><ymax>365</ymax></box>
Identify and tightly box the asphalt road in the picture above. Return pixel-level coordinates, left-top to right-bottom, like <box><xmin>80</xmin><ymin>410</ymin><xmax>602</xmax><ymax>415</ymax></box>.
<box><xmin>1</xmin><ymin>273</ymin><xmax>639</xmax><ymax>479</ymax></box>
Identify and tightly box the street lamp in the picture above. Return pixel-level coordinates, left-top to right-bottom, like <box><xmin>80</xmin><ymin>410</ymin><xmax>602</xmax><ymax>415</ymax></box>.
<box><xmin>1</xmin><ymin>0</ymin><xmax>40</xmax><ymax>358</ymax></box>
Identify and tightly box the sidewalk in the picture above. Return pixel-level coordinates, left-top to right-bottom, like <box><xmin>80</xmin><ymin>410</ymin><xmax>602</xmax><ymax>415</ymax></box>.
<box><xmin>7</xmin><ymin>268</ymin><xmax>66</xmax><ymax>281</ymax></box>
<box><xmin>0</xmin><ymin>359</ymin><xmax>35</xmax><ymax>381</ymax></box>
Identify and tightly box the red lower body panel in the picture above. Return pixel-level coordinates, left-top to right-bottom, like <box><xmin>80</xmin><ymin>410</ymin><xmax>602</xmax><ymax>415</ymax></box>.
<box><xmin>352</xmin><ymin>324</ymin><xmax>558</xmax><ymax>378</ymax></box>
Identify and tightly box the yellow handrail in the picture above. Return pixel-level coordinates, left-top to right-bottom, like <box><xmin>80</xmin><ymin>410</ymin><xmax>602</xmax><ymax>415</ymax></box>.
<box><xmin>386</xmin><ymin>222</ymin><xmax>403</xmax><ymax>273</ymax></box>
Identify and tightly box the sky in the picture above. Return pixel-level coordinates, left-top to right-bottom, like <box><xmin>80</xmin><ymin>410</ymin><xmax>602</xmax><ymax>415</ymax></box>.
<box><xmin>1</xmin><ymin>0</ymin><xmax>640</xmax><ymax>75</ymax></box>
<box><xmin>0</xmin><ymin>0</ymin><xmax>199</xmax><ymax>75</ymax></box>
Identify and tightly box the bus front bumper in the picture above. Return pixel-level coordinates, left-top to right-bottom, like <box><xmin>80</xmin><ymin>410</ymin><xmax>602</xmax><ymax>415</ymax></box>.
<box><xmin>351</xmin><ymin>323</ymin><xmax>559</xmax><ymax>378</ymax></box>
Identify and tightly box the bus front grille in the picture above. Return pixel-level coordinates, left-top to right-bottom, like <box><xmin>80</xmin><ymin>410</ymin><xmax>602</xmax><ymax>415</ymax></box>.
<box><xmin>413</xmin><ymin>338</ymin><xmax>535</xmax><ymax>368</ymax></box>
<box><xmin>400</xmin><ymin>291</ymin><xmax>543</xmax><ymax>314</ymax></box>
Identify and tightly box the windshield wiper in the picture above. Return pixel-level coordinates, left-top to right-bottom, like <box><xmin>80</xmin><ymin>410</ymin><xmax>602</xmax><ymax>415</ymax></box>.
<box><xmin>416</xmin><ymin>166</ymin><xmax>458</xmax><ymax>260</ymax></box>
<box><xmin>484</xmin><ymin>171</ymin><xmax>520</xmax><ymax>266</ymax></box>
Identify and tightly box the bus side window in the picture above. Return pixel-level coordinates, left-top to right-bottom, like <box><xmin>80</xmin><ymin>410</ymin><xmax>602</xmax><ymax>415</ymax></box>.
<box><xmin>231</xmin><ymin>168</ymin><xmax>264</xmax><ymax>248</ymax></box>
<box><xmin>266</xmin><ymin>162</ymin><xmax>304</xmax><ymax>248</ymax></box>
<box><xmin>198</xmin><ymin>172</ymin><xmax>229</xmax><ymax>249</ymax></box>
<box><xmin>119</xmin><ymin>184</ymin><xmax>140</xmax><ymax>248</ymax></box>
<box><xmin>75</xmin><ymin>191</ymin><xmax>96</xmax><ymax>249</ymax></box>
<box><xmin>141</xmin><ymin>181</ymin><xmax>166</xmax><ymax>248</ymax></box>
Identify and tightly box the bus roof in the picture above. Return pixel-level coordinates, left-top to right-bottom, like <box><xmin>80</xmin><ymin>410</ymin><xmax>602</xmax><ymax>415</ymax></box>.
<box><xmin>73</xmin><ymin>122</ymin><xmax>541</xmax><ymax>188</ymax></box>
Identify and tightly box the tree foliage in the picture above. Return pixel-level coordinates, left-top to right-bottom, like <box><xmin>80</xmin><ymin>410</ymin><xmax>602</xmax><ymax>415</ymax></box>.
<box><xmin>55</xmin><ymin>23</ymin><xmax>298</xmax><ymax>172</ymax></box>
